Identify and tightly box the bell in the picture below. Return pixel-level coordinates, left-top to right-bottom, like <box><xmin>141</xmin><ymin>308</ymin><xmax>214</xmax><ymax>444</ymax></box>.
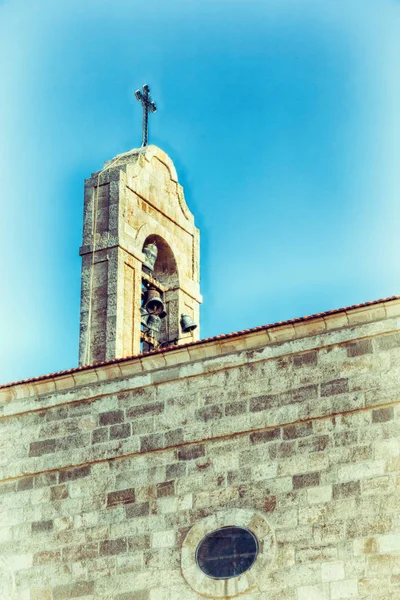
<box><xmin>145</xmin><ymin>287</ymin><xmax>164</xmax><ymax>315</ymax></box>
<box><xmin>140</xmin><ymin>306</ymin><xmax>148</xmax><ymax>324</ymax></box>
<box><xmin>180</xmin><ymin>313</ymin><xmax>197</xmax><ymax>333</ymax></box>
<box><xmin>147</xmin><ymin>314</ymin><xmax>161</xmax><ymax>332</ymax></box>
<box><xmin>143</xmin><ymin>242</ymin><xmax>158</xmax><ymax>272</ymax></box>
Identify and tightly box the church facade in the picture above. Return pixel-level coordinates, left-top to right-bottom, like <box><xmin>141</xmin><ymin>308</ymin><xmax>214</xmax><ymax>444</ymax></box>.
<box><xmin>0</xmin><ymin>145</ymin><xmax>400</xmax><ymax>600</ymax></box>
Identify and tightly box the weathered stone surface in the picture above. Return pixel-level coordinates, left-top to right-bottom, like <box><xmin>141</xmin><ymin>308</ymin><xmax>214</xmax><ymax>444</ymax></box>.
<box><xmin>59</xmin><ymin>465</ymin><xmax>91</xmax><ymax>483</ymax></box>
<box><xmin>107</xmin><ymin>488</ymin><xmax>135</xmax><ymax>507</ymax></box>
<box><xmin>1</xmin><ymin>286</ymin><xmax>400</xmax><ymax>599</ymax></box>
<box><xmin>53</xmin><ymin>581</ymin><xmax>94</xmax><ymax>599</ymax></box>
<box><xmin>293</xmin><ymin>472</ymin><xmax>320</xmax><ymax>489</ymax></box>
<box><xmin>178</xmin><ymin>444</ymin><xmax>205</xmax><ymax>461</ymax></box>
<box><xmin>372</xmin><ymin>406</ymin><xmax>394</xmax><ymax>423</ymax></box>
<box><xmin>99</xmin><ymin>409</ymin><xmax>124</xmax><ymax>425</ymax></box>
<box><xmin>250</xmin><ymin>428</ymin><xmax>281</xmax><ymax>444</ymax></box>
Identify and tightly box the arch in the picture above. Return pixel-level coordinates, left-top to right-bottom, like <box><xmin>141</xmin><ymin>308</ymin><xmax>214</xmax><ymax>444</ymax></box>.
<box><xmin>142</xmin><ymin>234</ymin><xmax>179</xmax><ymax>288</ymax></box>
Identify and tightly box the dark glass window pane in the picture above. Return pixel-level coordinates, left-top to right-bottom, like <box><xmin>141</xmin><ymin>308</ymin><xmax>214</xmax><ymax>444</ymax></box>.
<box><xmin>196</xmin><ymin>526</ymin><xmax>258</xmax><ymax>579</ymax></box>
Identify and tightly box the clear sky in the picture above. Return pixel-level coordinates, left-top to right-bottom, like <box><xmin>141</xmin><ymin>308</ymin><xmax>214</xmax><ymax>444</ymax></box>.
<box><xmin>1</xmin><ymin>0</ymin><xmax>400</xmax><ymax>384</ymax></box>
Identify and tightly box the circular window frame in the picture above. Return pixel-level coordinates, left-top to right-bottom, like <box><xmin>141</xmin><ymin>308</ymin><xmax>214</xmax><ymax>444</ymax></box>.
<box><xmin>195</xmin><ymin>526</ymin><xmax>259</xmax><ymax>580</ymax></box>
<box><xmin>181</xmin><ymin>509</ymin><xmax>276</xmax><ymax>598</ymax></box>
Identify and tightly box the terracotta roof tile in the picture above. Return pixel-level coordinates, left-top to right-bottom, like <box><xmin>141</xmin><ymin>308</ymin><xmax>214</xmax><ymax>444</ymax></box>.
<box><xmin>1</xmin><ymin>295</ymin><xmax>399</xmax><ymax>390</ymax></box>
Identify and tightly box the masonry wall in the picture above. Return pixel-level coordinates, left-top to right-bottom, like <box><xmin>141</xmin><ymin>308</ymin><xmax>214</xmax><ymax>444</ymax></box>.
<box><xmin>1</xmin><ymin>301</ymin><xmax>400</xmax><ymax>599</ymax></box>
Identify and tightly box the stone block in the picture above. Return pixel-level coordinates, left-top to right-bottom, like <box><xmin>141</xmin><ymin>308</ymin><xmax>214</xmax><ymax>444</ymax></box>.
<box><xmin>127</xmin><ymin>402</ymin><xmax>164</xmax><ymax>419</ymax></box>
<box><xmin>151</xmin><ymin>529</ymin><xmax>176</xmax><ymax>548</ymax></box>
<box><xmin>32</xmin><ymin>520</ymin><xmax>53</xmax><ymax>534</ymax></box>
<box><xmin>297</xmin><ymin>583</ymin><xmax>329</xmax><ymax>600</ymax></box>
<box><xmin>307</xmin><ymin>485</ymin><xmax>332</xmax><ymax>504</ymax></box>
<box><xmin>250</xmin><ymin>428</ymin><xmax>281</xmax><ymax>444</ymax></box>
<box><xmin>31</xmin><ymin>590</ymin><xmax>52</xmax><ymax>600</ymax></box>
<box><xmin>115</xmin><ymin>592</ymin><xmax>149</xmax><ymax>600</ymax></box>
<box><xmin>321</xmin><ymin>560</ymin><xmax>345</xmax><ymax>582</ymax></box>
<box><xmin>107</xmin><ymin>489</ymin><xmax>135</xmax><ymax>507</ymax></box>
<box><xmin>293</xmin><ymin>472</ymin><xmax>320</xmax><ymax>489</ymax></box>
<box><xmin>178</xmin><ymin>445</ymin><xmax>205</xmax><ymax>461</ymax></box>
<box><xmin>59</xmin><ymin>465</ymin><xmax>91</xmax><ymax>484</ymax></box>
<box><xmin>126</xmin><ymin>502</ymin><xmax>149</xmax><ymax>519</ymax></box>
<box><xmin>33</xmin><ymin>551</ymin><xmax>61</xmax><ymax>565</ymax></box>
<box><xmin>17</xmin><ymin>477</ymin><xmax>34</xmax><ymax>491</ymax></box>
<box><xmin>333</xmin><ymin>481</ymin><xmax>360</xmax><ymax>499</ymax></box>
<box><xmin>29</xmin><ymin>439</ymin><xmax>56</xmax><ymax>457</ymax></box>
<box><xmin>330</xmin><ymin>578</ymin><xmax>358</xmax><ymax>599</ymax></box>
<box><xmin>196</xmin><ymin>404</ymin><xmax>223</xmax><ymax>422</ymax></box>
<box><xmin>293</xmin><ymin>351</ymin><xmax>318</xmax><ymax>367</ymax></box>
<box><xmin>140</xmin><ymin>433</ymin><xmax>164</xmax><ymax>452</ymax></box>
<box><xmin>283</xmin><ymin>422</ymin><xmax>313</xmax><ymax>440</ymax></box>
<box><xmin>375</xmin><ymin>332</ymin><xmax>400</xmax><ymax>351</ymax></box>
<box><xmin>345</xmin><ymin>339</ymin><xmax>373</xmax><ymax>357</ymax></box>
<box><xmin>99</xmin><ymin>409</ymin><xmax>124</xmax><ymax>425</ymax></box>
<box><xmin>53</xmin><ymin>581</ymin><xmax>94</xmax><ymax>599</ymax></box>
<box><xmin>110</xmin><ymin>423</ymin><xmax>131</xmax><ymax>439</ymax></box>
<box><xmin>321</xmin><ymin>378</ymin><xmax>349</xmax><ymax>397</ymax></box>
<box><xmin>165</xmin><ymin>428</ymin><xmax>184</xmax><ymax>446</ymax></box>
<box><xmin>377</xmin><ymin>532</ymin><xmax>400</xmax><ymax>553</ymax></box>
<box><xmin>372</xmin><ymin>406</ymin><xmax>394</xmax><ymax>423</ymax></box>
<box><xmin>296</xmin><ymin>545</ymin><xmax>338</xmax><ymax>564</ymax></box>
<box><xmin>92</xmin><ymin>427</ymin><xmax>108</xmax><ymax>444</ymax></box>
<box><xmin>294</xmin><ymin>319</ymin><xmax>326</xmax><ymax>338</ymax></box>
<box><xmin>100</xmin><ymin>538</ymin><xmax>127</xmax><ymax>556</ymax></box>
<box><xmin>35</xmin><ymin>472</ymin><xmax>57</xmax><ymax>488</ymax></box>
<box><xmin>225</xmin><ymin>400</ymin><xmax>247</xmax><ymax>416</ymax></box>
<box><xmin>62</xmin><ymin>542</ymin><xmax>98</xmax><ymax>562</ymax></box>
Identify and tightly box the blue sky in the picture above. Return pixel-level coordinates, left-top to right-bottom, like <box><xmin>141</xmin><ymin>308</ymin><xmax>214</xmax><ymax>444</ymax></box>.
<box><xmin>1</xmin><ymin>0</ymin><xmax>400</xmax><ymax>383</ymax></box>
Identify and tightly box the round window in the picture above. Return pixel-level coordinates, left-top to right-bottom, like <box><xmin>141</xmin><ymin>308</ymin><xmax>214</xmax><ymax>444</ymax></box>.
<box><xmin>195</xmin><ymin>526</ymin><xmax>258</xmax><ymax>579</ymax></box>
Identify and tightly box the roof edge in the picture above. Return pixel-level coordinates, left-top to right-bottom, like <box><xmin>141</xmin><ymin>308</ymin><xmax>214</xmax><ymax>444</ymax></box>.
<box><xmin>1</xmin><ymin>295</ymin><xmax>400</xmax><ymax>391</ymax></box>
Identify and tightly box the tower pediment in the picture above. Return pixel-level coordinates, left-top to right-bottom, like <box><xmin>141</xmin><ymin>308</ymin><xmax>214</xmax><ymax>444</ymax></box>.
<box><xmin>102</xmin><ymin>145</ymin><xmax>193</xmax><ymax>226</ymax></box>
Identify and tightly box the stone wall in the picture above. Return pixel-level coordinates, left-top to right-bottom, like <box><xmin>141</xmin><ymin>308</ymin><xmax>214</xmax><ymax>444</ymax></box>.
<box><xmin>0</xmin><ymin>299</ymin><xmax>399</xmax><ymax>599</ymax></box>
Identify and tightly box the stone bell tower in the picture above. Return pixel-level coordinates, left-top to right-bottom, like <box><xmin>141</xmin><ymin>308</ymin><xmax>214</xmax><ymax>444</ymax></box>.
<box><xmin>78</xmin><ymin>145</ymin><xmax>201</xmax><ymax>365</ymax></box>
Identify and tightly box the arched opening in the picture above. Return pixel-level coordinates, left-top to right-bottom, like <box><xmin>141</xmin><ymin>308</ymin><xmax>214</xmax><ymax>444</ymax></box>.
<box><xmin>142</xmin><ymin>234</ymin><xmax>179</xmax><ymax>288</ymax></box>
<box><xmin>140</xmin><ymin>235</ymin><xmax>179</xmax><ymax>352</ymax></box>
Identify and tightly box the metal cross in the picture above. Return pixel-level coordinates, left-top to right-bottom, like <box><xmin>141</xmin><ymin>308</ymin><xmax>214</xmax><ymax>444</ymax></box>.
<box><xmin>134</xmin><ymin>84</ymin><xmax>157</xmax><ymax>147</ymax></box>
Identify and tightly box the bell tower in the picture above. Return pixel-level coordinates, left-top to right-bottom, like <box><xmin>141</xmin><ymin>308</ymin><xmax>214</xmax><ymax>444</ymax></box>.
<box><xmin>78</xmin><ymin>145</ymin><xmax>201</xmax><ymax>365</ymax></box>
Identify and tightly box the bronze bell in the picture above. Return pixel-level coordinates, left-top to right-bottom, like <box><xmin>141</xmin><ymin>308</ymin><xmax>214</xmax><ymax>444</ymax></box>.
<box><xmin>143</xmin><ymin>241</ymin><xmax>158</xmax><ymax>272</ymax></box>
<box><xmin>140</xmin><ymin>306</ymin><xmax>148</xmax><ymax>325</ymax></box>
<box><xmin>180</xmin><ymin>313</ymin><xmax>197</xmax><ymax>333</ymax></box>
<box><xmin>146</xmin><ymin>314</ymin><xmax>161</xmax><ymax>332</ymax></box>
<box><xmin>145</xmin><ymin>287</ymin><xmax>164</xmax><ymax>315</ymax></box>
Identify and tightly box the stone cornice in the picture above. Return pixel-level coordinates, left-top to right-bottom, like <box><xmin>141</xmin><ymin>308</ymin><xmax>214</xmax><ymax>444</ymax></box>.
<box><xmin>1</xmin><ymin>296</ymin><xmax>399</xmax><ymax>412</ymax></box>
